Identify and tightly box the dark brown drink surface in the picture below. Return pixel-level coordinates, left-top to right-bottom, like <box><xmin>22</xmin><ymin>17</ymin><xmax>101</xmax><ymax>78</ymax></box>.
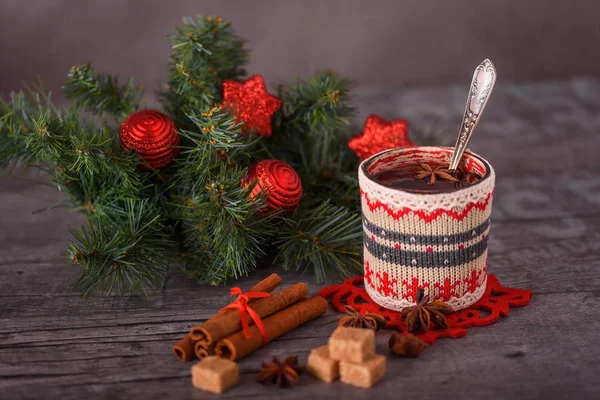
<box><xmin>372</xmin><ymin>167</ymin><xmax>481</xmax><ymax>193</ymax></box>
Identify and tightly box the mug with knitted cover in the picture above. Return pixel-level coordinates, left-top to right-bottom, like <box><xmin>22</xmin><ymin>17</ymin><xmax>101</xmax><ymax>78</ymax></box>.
<box><xmin>358</xmin><ymin>146</ymin><xmax>495</xmax><ymax>311</ymax></box>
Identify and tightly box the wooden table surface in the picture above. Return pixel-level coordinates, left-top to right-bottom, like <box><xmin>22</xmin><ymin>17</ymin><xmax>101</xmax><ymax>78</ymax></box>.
<box><xmin>1</xmin><ymin>79</ymin><xmax>599</xmax><ymax>400</ymax></box>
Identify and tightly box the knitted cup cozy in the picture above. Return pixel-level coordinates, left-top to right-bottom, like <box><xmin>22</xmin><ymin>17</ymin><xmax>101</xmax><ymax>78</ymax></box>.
<box><xmin>358</xmin><ymin>146</ymin><xmax>495</xmax><ymax>311</ymax></box>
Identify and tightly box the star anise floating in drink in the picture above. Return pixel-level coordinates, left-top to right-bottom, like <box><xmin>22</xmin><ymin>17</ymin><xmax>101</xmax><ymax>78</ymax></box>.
<box><xmin>256</xmin><ymin>356</ymin><xmax>304</xmax><ymax>388</ymax></box>
<box><xmin>337</xmin><ymin>305</ymin><xmax>387</xmax><ymax>331</ymax></box>
<box><xmin>414</xmin><ymin>163</ymin><xmax>460</xmax><ymax>185</ymax></box>
<box><xmin>401</xmin><ymin>288</ymin><xmax>452</xmax><ymax>333</ymax></box>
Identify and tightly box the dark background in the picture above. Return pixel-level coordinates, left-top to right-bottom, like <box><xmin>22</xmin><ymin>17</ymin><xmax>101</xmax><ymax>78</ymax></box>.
<box><xmin>1</xmin><ymin>0</ymin><xmax>599</xmax><ymax>101</ymax></box>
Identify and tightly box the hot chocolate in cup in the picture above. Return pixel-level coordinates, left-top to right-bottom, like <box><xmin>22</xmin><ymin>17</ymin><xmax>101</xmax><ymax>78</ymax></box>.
<box><xmin>358</xmin><ymin>146</ymin><xmax>495</xmax><ymax>311</ymax></box>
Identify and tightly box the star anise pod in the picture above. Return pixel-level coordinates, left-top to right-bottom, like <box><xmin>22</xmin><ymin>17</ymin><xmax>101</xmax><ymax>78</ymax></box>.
<box><xmin>401</xmin><ymin>288</ymin><xmax>452</xmax><ymax>333</ymax></box>
<box><xmin>415</xmin><ymin>163</ymin><xmax>459</xmax><ymax>185</ymax></box>
<box><xmin>337</xmin><ymin>305</ymin><xmax>387</xmax><ymax>331</ymax></box>
<box><xmin>389</xmin><ymin>332</ymin><xmax>429</xmax><ymax>358</ymax></box>
<box><xmin>256</xmin><ymin>356</ymin><xmax>304</xmax><ymax>388</ymax></box>
<box><xmin>453</xmin><ymin>166</ymin><xmax>476</xmax><ymax>188</ymax></box>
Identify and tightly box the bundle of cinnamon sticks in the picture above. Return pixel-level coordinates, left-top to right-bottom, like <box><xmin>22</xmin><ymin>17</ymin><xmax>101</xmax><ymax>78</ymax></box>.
<box><xmin>173</xmin><ymin>273</ymin><xmax>327</xmax><ymax>362</ymax></box>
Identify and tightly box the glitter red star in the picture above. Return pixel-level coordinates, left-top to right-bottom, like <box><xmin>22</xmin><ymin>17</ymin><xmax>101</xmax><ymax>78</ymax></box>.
<box><xmin>348</xmin><ymin>114</ymin><xmax>414</xmax><ymax>160</ymax></box>
<box><xmin>222</xmin><ymin>74</ymin><xmax>281</xmax><ymax>137</ymax></box>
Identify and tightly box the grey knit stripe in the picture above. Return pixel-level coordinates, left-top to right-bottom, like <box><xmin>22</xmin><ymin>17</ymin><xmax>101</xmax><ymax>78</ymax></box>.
<box><xmin>362</xmin><ymin>216</ymin><xmax>490</xmax><ymax>246</ymax></box>
<box><xmin>363</xmin><ymin>233</ymin><xmax>488</xmax><ymax>268</ymax></box>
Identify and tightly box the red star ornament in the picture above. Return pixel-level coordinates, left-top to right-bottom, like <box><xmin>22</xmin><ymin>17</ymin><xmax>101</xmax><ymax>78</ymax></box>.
<box><xmin>348</xmin><ymin>114</ymin><xmax>414</xmax><ymax>160</ymax></box>
<box><xmin>222</xmin><ymin>74</ymin><xmax>281</xmax><ymax>137</ymax></box>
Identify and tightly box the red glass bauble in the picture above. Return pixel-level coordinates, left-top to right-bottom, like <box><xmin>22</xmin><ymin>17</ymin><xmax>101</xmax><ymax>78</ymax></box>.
<box><xmin>119</xmin><ymin>110</ymin><xmax>180</xmax><ymax>169</ymax></box>
<box><xmin>242</xmin><ymin>159</ymin><xmax>302</xmax><ymax>212</ymax></box>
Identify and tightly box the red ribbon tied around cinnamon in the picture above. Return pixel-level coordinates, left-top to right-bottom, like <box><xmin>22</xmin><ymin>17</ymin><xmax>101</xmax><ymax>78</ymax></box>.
<box><xmin>219</xmin><ymin>287</ymin><xmax>271</xmax><ymax>344</ymax></box>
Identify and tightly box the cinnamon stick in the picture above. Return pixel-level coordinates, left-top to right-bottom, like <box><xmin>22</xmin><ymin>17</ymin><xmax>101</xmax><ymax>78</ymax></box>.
<box><xmin>190</xmin><ymin>282</ymin><xmax>309</xmax><ymax>345</ymax></box>
<box><xmin>242</xmin><ymin>273</ymin><xmax>283</xmax><ymax>295</ymax></box>
<box><xmin>173</xmin><ymin>334</ymin><xmax>196</xmax><ymax>362</ymax></box>
<box><xmin>172</xmin><ymin>273</ymin><xmax>282</xmax><ymax>362</ymax></box>
<box><xmin>215</xmin><ymin>295</ymin><xmax>328</xmax><ymax>361</ymax></box>
<box><xmin>195</xmin><ymin>341</ymin><xmax>216</xmax><ymax>359</ymax></box>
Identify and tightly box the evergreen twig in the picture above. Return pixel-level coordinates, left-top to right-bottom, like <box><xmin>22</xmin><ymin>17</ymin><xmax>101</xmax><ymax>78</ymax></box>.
<box><xmin>63</xmin><ymin>63</ymin><xmax>143</xmax><ymax>118</ymax></box>
<box><xmin>0</xmin><ymin>85</ymin><xmax>57</xmax><ymax>169</ymax></box>
<box><xmin>272</xmin><ymin>71</ymin><xmax>360</xmax><ymax>211</ymax></box>
<box><xmin>68</xmin><ymin>199</ymin><xmax>175</xmax><ymax>298</ymax></box>
<box><xmin>167</xmin><ymin>104</ymin><xmax>272</xmax><ymax>283</ymax></box>
<box><xmin>280</xmin><ymin>70</ymin><xmax>354</xmax><ymax>136</ymax></box>
<box><xmin>162</xmin><ymin>15</ymin><xmax>248</xmax><ymax>127</ymax></box>
<box><xmin>274</xmin><ymin>200</ymin><xmax>363</xmax><ymax>283</ymax></box>
<box><xmin>172</xmin><ymin>165</ymin><xmax>276</xmax><ymax>283</ymax></box>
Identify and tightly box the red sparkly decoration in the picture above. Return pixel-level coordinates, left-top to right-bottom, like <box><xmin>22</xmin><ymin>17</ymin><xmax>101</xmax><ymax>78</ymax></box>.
<box><xmin>348</xmin><ymin>114</ymin><xmax>414</xmax><ymax>160</ymax></box>
<box><xmin>119</xmin><ymin>110</ymin><xmax>180</xmax><ymax>169</ymax></box>
<box><xmin>242</xmin><ymin>159</ymin><xmax>302</xmax><ymax>212</ymax></box>
<box><xmin>222</xmin><ymin>75</ymin><xmax>281</xmax><ymax>137</ymax></box>
<box><xmin>318</xmin><ymin>274</ymin><xmax>532</xmax><ymax>346</ymax></box>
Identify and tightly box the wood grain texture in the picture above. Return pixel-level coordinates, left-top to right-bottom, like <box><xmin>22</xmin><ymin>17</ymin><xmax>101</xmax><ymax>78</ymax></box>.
<box><xmin>2</xmin><ymin>80</ymin><xmax>600</xmax><ymax>399</ymax></box>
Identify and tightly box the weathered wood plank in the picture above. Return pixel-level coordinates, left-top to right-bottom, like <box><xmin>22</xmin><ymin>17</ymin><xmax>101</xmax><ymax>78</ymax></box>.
<box><xmin>2</xmin><ymin>80</ymin><xmax>600</xmax><ymax>399</ymax></box>
<box><xmin>1</xmin><ymin>291</ymin><xmax>597</xmax><ymax>400</ymax></box>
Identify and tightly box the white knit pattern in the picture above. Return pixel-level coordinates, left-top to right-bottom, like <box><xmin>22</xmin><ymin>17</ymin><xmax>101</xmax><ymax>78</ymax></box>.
<box><xmin>359</xmin><ymin>146</ymin><xmax>495</xmax><ymax>311</ymax></box>
<box><xmin>365</xmin><ymin>275</ymin><xmax>488</xmax><ymax>312</ymax></box>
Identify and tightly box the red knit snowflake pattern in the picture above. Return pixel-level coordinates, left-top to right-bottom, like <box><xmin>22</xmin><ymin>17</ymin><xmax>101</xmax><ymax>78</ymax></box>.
<box><xmin>364</xmin><ymin>261</ymin><xmax>375</xmax><ymax>287</ymax></box>
<box><xmin>401</xmin><ymin>277</ymin><xmax>430</xmax><ymax>302</ymax></box>
<box><xmin>376</xmin><ymin>271</ymin><xmax>398</xmax><ymax>297</ymax></box>
<box><xmin>366</xmin><ymin>267</ymin><xmax>486</xmax><ymax>302</ymax></box>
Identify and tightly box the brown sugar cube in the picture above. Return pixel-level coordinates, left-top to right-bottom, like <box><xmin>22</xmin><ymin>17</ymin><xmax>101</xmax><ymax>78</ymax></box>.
<box><xmin>340</xmin><ymin>354</ymin><xmax>386</xmax><ymax>389</ymax></box>
<box><xmin>306</xmin><ymin>345</ymin><xmax>340</xmax><ymax>383</ymax></box>
<box><xmin>191</xmin><ymin>356</ymin><xmax>239</xmax><ymax>394</ymax></box>
<box><xmin>328</xmin><ymin>326</ymin><xmax>375</xmax><ymax>364</ymax></box>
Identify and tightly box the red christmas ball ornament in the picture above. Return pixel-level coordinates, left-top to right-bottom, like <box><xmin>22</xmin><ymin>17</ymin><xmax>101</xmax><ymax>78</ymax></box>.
<box><xmin>119</xmin><ymin>109</ymin><xmax>180</xmax><ymax>169</ymax></box>
<box><xmin>348</xmin><ymin>114</ymin><xmax>414</xmax><ymax>160</ymax></box>
<box><xmin>222</xmin><ymin>75</ymin><xmax>281</xmax><ymax>137</ymax></box>
<box><xmin>242</xmin><ymin>159</ymin><xmax>302</xmax><ymax>212</ymax></box>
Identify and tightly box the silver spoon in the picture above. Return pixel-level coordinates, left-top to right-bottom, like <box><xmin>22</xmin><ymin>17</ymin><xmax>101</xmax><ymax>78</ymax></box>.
<box><xmin>448</xmin><ymin>59</ymin><xmax>497</xmax><ymax>172</ymax></box>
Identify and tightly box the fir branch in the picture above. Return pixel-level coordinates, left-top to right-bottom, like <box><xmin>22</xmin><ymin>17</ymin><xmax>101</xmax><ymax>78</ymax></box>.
<box><xmin>298</xmin><ymin>140</ymin><xmax>359</xmax><ymax>207</ymax></box>
<box><xmin>66</xmin><ymin>126</ymin><xmax>118</xmax><ymax>175</ymax></box>
<box><xmin>59</xmin><ymin>156</ymin><xmax>150</xmax><ymax>218</ymax></box>
<box><xmin>63</xmin><ymin>63</ymin><xmax>143</xmax><ymax>118</ymax></box>
<box><xmin>280</xmin><ymin>70</ymin><xmax>354</xmax><ymax>136</ymax></box>
<box><xmin>2</xmin><ymin>83</ymin><xmax>167</xmax><ymax>299</ymax></box>
<box><xmin>22</xmin><ymin>111</ymin><xmax>73</xmax><ymax>165</ymax></box>
<box><xmin>270</xmin><ymin>71</ymin><xmax>359</xmax><ymax>209</ymax></box>
<box><xmin>58</xmin><ymin>120</ymin><xmax>147</xmax><ymax>198</ymax></box>
<box><xmin>172</xmin><ymin>106</ymin><xmax>261</xmax><ymax>185</ymax></box>
<box><xmin>171</xmin><ymin>16</ymin><xmax>248</xmax><ymax>85</ymax></box>
<box><xmin>274</xmin><ymin>200</ymin><xmax>363</xmax><ymax>283</ymax></box>
<box><xmin>162</xmin><ymin>15</ymin><xmax>248</xmax><ymax>126</ymax></box>
<box><xmin>0</xmin><ymin>87</ymin><xmax>57</xmax><ymax>168</ymax></box>
<box><xmin>68</xmin><ymin>199</ymin><xmax>174</xmax><ymax>298</ymax></box>
<box><xmin>1</xmin><ymin>87</ymin><xmax>149</xmax><ymax>210</ymax></box>
<box><xmin>172</xmin><ymin>165</ymin><xmax>275</xmax><ymax>283</ymax></box>
<box><xmin>166</xmin><ymin>105</ymin><xmax>269</xmax><ymax>284</ymax></box>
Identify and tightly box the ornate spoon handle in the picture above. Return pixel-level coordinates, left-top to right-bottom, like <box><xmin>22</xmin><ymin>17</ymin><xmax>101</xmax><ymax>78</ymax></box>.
<box><xmin>448</xmin><ymin>59</ymin><xmax>497</xmax><ymax>171</ymax></box>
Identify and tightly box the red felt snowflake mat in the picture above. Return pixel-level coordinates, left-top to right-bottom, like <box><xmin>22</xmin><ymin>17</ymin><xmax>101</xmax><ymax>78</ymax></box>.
<box><xmin>318</xmin><ymin>274</ymin><xmax>533</xmax><ymax>345</ymax></box>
